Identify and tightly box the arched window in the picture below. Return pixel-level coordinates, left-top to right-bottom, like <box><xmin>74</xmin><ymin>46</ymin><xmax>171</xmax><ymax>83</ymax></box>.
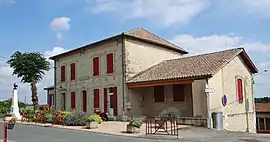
<box><xmin>237</xmin><ymin>79</ymin><xmax>243</xmax><ymax>103</ymax></box>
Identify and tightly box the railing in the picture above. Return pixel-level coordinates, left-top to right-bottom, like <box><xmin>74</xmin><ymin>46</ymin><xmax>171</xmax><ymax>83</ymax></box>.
<box><xmin>145</xmin><ymin>117</ymin><xmax>178</xmax><ymax>137</ymax></box>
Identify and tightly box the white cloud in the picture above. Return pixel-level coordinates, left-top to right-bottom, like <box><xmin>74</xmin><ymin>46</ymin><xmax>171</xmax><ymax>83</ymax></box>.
<box><xmin>0</xmin><ymin>47</ymin><xmax>68</xmax><ymax>104</ymax></box>
<box><xmin>170</xmin><ymin>34</ymin><xmax>270</xmax><ymax>55</ymax></box>
<box><xmin>0</xmin><ymin>0</ymin><xmax>15</xmax><ymax>7</ymax></box>
<box><xmin>87</xmin><ymin>0</ymin><xmax>209</xmax><ymax>26</ymax></box>
<box><xmin>49</xmin><ymin>17</ymin><xmax>71</xmax><ymax>40</ymax></box>
<box><xmin>50</xmin><ymin>17</ymin><xmax>71</xmax><ymax>31</ymax></box>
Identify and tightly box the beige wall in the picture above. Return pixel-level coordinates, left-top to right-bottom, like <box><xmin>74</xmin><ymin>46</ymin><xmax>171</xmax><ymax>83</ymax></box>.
<box><xmin>54</xmin><ymin>40</ymin><xmax>125</xmax><ymax>115</ymax></box>
<box><xmin>192</xmin><ymin>80</ymin><xmax>207</xmax><ymax>117</ymax></box>
<box><xmin>208</xmin><ymin>55</ymin><xmax>256</xmax><ymax>133</ymax></box>
<box><xmin>124</xmin><ymin>38</ymin><xmax>183</xmax><ymax>80</ymax></box>
<box><xmin>54</xmin><ymin>37</ymin><xmax>184</xmax><ymax>116</ymax></box>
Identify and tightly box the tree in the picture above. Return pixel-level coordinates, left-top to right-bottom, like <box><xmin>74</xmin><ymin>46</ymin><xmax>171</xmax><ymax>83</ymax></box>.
<box><xmin>0</xmin><ymin>99</ymin><xmax>26</xmax><ymax>114</ymax></box>
<box><xmin>7</xmin><ymin>51</ymin><xmax>50</xmax><ymax>109</ymax></box>
<box><xmin>255</xmin><ymin>97</ymin><xmax>270</xmax><ymax>103</ymax></box>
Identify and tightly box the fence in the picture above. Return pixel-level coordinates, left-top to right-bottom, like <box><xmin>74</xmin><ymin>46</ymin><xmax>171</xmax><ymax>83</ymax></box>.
<box><xmin>145</xmin><ymin>117</ymin><xmax>178</xmax><ymax>137</ymax></box>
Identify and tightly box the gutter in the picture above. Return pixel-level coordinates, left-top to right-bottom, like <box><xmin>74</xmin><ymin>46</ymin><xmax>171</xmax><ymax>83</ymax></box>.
<box><xmin>205</xmin><ymin>78</ymin><xmax>212</xmax><ymax>129</ymax></box>
<box><xmin>121</xmin><ymin>34</ymin><xmax>126</xmax><ymax>113</ymax></box>
<box><xmin>54</xmin><ymin>60</ymin><xmax>57</xmax><ymax>109</ymax></box>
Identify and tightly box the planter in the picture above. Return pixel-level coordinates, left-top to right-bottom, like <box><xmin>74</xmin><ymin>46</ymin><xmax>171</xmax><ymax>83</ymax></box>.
<box><xmin>86</xmin><ymin>121</ymin><xmax>98</xmax><ymax>129</ymax></box>
<box><xmin>126</xmin><ymin>124</ymin><xmax>140</xmax><ymax>133</ymax></box>
<box><xmin>7</xmin><ymin>123</ymin><xmax>15</xmax><ymax>129</ymax></box>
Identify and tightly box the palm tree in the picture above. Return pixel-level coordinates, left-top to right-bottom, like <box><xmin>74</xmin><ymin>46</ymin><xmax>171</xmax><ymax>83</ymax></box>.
<box><xmin>7</xmin><ymin>51</ymin><xmax>50</xmax><ymax>109</ymax></box>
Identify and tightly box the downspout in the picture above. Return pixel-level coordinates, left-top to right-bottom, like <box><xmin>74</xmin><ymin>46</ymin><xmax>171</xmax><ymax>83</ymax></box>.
<box><xmin>205</xmin><ymin>78</ymin><xmax>212</xmax><ymax>129</ymax></box>
<box><xmin>244</xmin><ymin>76</ymin><xmax>249</xmax><ymax>132</ymax></box>
<box><xmin>54</xmin><ymin>59</ymin><xmax>57</xmax><ymax>109</ymax></box>
<box><xmin>121</xmin><ymin>34</ymin><xmax>126</xmax><ymax>115</ymax></box>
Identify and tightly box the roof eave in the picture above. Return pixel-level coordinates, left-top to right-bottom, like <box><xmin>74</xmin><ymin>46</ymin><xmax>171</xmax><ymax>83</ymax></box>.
<box><xmin>49</xmin><ymin>33</ymin><xmax>124</xmax><ymax>60</ymax></box>
<box><xmin>124</xmin><ymin>34</ymin><xmax>188</xmax><ymax>54</ymax></box>
<box><xmin>127</xmin><ymin>74</ymin><xmax>211</xmax><ymax>85</ymax></box>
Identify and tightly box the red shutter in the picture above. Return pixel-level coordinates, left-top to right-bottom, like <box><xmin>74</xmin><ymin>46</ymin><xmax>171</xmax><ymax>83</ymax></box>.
<box><xmin>82</xmin><ymin>90</ymin><xmax>87</xmax><ymax>112</ymax></box>
<box><xmin>104</xmin><ymin>88</ymin><xmax>108</xmax><ymax>112</ymax></box>
<box><xmin>93</xmin><ymin>57</ymin><xmax>99</xmax><ymax>76</ymax></box>
<box><xmin>106</xmin><ymin>53</ymin><xmax>113</xmax><ymax>73</ymax></box>
<box><xmin>94</xmin><ymin>89</ymin><xmax>100</xmax><ymax>108</ymax></box>
<box><xmin>71</xmin><ymin>92</ymin><xmax>76</xmax><ymax>109</ymax></box>
<box><xmin>48</xmin><ymin>94</ymin><xmax>52</xmax><ymax>106</ymax></box>
<box><xmin>113</xmin><ymin>87</ymin><xmax>118</xmax><ymax>116</ymax></box>
<box><xmin>70</xmin><ymin>63</ymin><xmax>75</xmax><ymax>80</ymax></box>
<box><xmin>61</xmin><ymin>66</ymin><xmax>65</xmax><ymax>81</ymax></box>
<box><xmin>237</xmin><ymin>79</ymin><xmax>243</xmax><ymax>102</ymax></box>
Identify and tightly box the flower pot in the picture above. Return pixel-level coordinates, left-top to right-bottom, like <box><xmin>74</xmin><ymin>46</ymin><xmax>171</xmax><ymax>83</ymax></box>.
<box><xmin>126</xmin><ymin>125</ymin><xmax>140</xmax><ymax>133</ymax></box>
<box><xmin>86</xmin><ymin>121</ymin><xmax>98</xmax><ymax>129</ymax></box>
<box><xmin>7</xmin><ymin>123</ymin><xmax>15</xmax><ymax>129</ymax></box>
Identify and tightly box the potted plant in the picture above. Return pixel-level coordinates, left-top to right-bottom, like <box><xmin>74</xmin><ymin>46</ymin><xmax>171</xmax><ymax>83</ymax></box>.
<box><xmin>7</xmin><ymin>117</ymin><xmax>16</xmax><ymax>129</ymax></box>
<box><xmin>86</xmin><ymin>114</ymin><xmax>103</xmax><ymax>129</ymax></box>
<box><xmin>126</xmin><ymin>119</ymin><xmax>143</xmax><ymax>133</ymax></box>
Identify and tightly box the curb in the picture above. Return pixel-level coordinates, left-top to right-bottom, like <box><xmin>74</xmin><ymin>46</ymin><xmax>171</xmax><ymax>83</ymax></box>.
<box><xmin>15</xmin><ymin>122</ymin><xmax>182</xmax><ymax>140</ymax></box>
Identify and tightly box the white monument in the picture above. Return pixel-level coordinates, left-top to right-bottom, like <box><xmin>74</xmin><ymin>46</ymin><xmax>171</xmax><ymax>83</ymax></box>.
<box><xmin>10</xmin><ymin>83</ymin><xmax>22</xmax><ymax>120</ymax></box>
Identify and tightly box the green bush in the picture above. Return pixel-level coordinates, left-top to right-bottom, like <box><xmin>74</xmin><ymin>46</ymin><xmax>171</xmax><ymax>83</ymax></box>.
<box><xmin>87</xmin><ymin>114</ymin><xmax>103</xmax><ymax>124</ymax></box>
<box><xmin>128</xmin><ymin>119</ymin><xmax>143</xmax><ymax>128</ymax></box>
<box><xmin>0</xmin><ymin>113</ymin><xmax>4</xmax><ymax>118</ymax></box>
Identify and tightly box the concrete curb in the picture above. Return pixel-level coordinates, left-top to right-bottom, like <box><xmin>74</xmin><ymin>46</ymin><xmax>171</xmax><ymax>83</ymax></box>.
<box><xmin>14</xmin><ymin>122</ymin><xmax>182</xmax><ymax>140</ymax></box>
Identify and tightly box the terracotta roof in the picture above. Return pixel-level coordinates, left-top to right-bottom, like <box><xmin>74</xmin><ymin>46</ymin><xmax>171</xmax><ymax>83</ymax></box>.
<box><xmin>49</xmin><ymin>28</ymin><xmax>187</xmax><ymax>60</ymax></box>
<box><xmin>123</xmin><ymin>28</ymin><xmax>187</xmax><ymax>53</ymax></box>
<box><xmin>255</xmin><ymin>103</ymin><xmax>270</xmax><ymax>113</ymax></box>
<box><xmin>127</xmin><ymin>48</ymin><xmax>258</xmax><ymax>84</ymax></box>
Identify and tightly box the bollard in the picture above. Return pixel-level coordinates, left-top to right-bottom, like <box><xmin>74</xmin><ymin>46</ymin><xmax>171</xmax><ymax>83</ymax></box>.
<box><xmin>43</xmin><ymin>113</ymin><xmax>46</xmax><ymax>125</ymax></box>
<box><xmin>3</xmin><ymin>123</ymin><xmax>7</xmax><ymax>142</ymax></box>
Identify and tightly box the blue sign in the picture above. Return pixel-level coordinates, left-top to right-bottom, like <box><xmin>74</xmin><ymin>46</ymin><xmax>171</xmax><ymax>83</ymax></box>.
<box><xmin>222</xmin><ymin>95</ymin><xmax>227</xmax><ymax>106</ymax></box>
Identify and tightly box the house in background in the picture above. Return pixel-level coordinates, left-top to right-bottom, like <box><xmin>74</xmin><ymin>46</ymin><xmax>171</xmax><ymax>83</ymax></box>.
<box><xmin>255</xmin><ymin>103</ymin><xmax>270</xmax><ymax>133</ymax></box>
<box><xmin>44</xmin><ymin>28</ymin><xmax>258</xmax><ymax>133</ymax></box>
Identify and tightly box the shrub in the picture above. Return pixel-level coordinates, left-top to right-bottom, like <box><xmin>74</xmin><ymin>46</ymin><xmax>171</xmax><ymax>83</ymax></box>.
<box><xmin>87</xmin><ymin>114</ymin><xmax>103</xmax><ymax>124</ymax></box>
<box><xmin>159</xmin><ymin>107</ymin><xmax>180</xmax><ymax>118</ymax></box>
<box><xmin>128</xmin><ymin>119</ymin><xmax>143</xmax><ymax>128</ymax></box>
<box><xmin>0</xmin><ymin>113</ymin><xmax>4</xmax><ymax>118</ymax></box>
<box><xmin>64</xmin><ymin>112</ymin><xmax>88</xmax><ymax>126</ymax></box>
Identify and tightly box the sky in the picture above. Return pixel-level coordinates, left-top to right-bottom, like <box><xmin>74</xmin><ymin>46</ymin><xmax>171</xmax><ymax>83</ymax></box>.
<box><xmin>0</xmin><ymin>0</ymin><xmax>270</xmax><ymax>104</ymax></box>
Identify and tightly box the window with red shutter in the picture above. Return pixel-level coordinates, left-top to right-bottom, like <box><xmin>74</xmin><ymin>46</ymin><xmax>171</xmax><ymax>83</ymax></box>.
<box><xmin>93</xmin><ymin>57</ymin><xmax>99</xmax><ymax>76</ymax></box>
<box><xmin>70</xmin><ymin>63</ymin><xmax>76</xmax><ymax>80</ymax></box>
<box><xmin>94</xmin><ymin>89</ymin><xmax>99</xmax><ymax>108</ymax></box>
<box><xmin>237</xmin><ymin>79</ymin><xmax>243</xmax><ymax>103</ymax></box>
<box><xmin>61</xmin><ymin>66</ymin><xmax>65</xmax><ymax>81</ymax></box>
<box><xmin>106</xmin><ymin>53</ymin><xmax>114</xmax><ymax>73</ymax></box>
<box><xmin>82</xmin><ymin>90</ymin><xmax>87</xmax><ymax>112</ymax></box>
<box><xmin>173</xmin><ymin>84</ymin><xmax>185</xmax><ymax>102</ymax></box>
<box><xmin>71</xmin><ymin>92</ymin><xmax>76</xmax><ymax>109</ymax></box>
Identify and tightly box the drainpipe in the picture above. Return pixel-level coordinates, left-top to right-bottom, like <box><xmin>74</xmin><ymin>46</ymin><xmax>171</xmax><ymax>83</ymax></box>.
<box><xmin>244</xmin><ymin>76</ymin><xmax>249</xmax><ymax>132</ymax></box>
<box><xmin>206</xmin><ymin>78</ymin><xmax>212</xmax><ymax>129</ymax></box>
<box><xmin>54</xmin><ymin>59</ymin><xmax>57</xmax><ymax>109</ymax></box>
<box><xmin>121</xmin><ymin>34</ymin><xmax>126</xmax><ymax>115</ymax></box>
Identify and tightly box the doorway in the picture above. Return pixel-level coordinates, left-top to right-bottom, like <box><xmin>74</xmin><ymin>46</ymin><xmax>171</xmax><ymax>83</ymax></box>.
<box><xmin>82</xmin><ymin>90</ymin><xmax>87</xmax><ymax>112</ymax></box>
<box><xmin>108</xmin><ymin>87</ymin><xmax>114</xmax><ymax>116</ymax></box>
<box><xmin>61</xmin><ymin>93</ymin><xmax>66</xmax><ymax>110</ymax></box>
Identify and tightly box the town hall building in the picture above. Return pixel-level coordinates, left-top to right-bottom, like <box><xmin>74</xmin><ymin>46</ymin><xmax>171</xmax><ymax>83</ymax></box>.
<box><xmin>44</xmin><ymin>28</ymin><xmax>258</xmax><ymax>133</ymax></box>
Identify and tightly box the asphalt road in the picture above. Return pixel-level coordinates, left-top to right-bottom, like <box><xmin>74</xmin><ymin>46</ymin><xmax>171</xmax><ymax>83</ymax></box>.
<box><xmin>1</xmin><ymin>122</ymin><xmax>270</xmax><ymax>142</ymax></box>
<box><xmin>0</xmin><ymin>123</ymin><xmax>180</xmax><ymax>142</ymax></box>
